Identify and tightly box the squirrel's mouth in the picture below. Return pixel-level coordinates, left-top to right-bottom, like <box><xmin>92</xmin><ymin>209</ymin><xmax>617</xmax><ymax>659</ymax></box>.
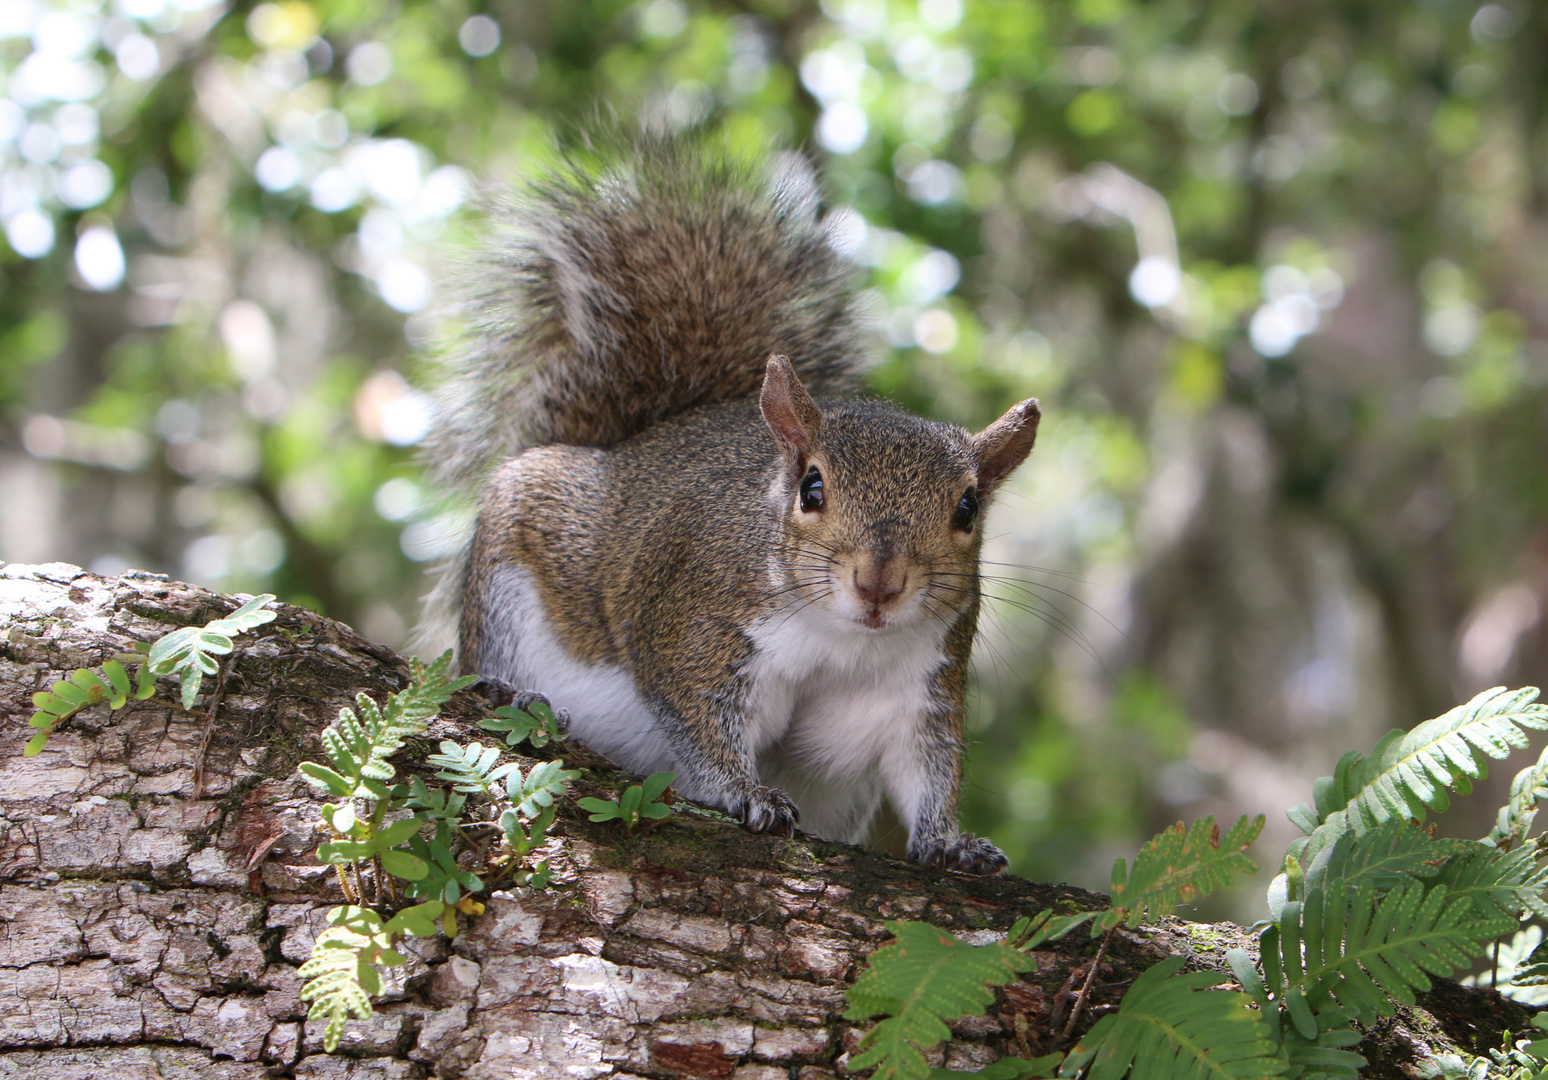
<box><xmin>859</xmin><ymin>607</ymin><xmax>887</xmax><ymax>630</ymax></box>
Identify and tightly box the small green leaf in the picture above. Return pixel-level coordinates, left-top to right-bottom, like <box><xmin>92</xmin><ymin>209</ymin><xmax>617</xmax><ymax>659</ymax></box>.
<box><xmin>318</xmin><ymin>839</ymin><xmax>376</xmax><ymax>863</ymax></box>
<box><xmin>620</xmin><ymin>786</ymin><xmax>643</xmax><ymax>818</ymax></box>
<box><xmin>498</xmin><ymin>807</ymin><xmax>527</xmax><ymax>846</ymax></box>
<box><xmin>180</xmin><ymin>671</ymin><xmax>202</xmax><ymax>710</ymax></box>
<box><xmin>376</xmin><ymin>819</ymin><xmax>425</xmax><ymax>847</ymax></box>
<box><xmin>640</xmin><ymin>802</ymin><xmax>672</xmax><ymax>819</ymax></box>
<box><xmin>70</xmin><ymin>668</ymin><xmax>110</xmax><ymax>699</ymax></box>
<box><xmin>28</xmin><ymin>712</ymin><xmax>55</xmax><ymax>728</ymax></box>
<box><xmin>383</xmin><ymin>900</ymin><xmax>443</xmax><ymax>938</ymax></box>
<box><xmin>196</xmin><ymin>630</ymin><xmax>236</xmax><ymax>655</ymax></box>
<box><xmin>326</xmin><ymin>803</ymin><xmax>357</xmax><ymax>835</ymax></box>
<box><xmin>578</xmin><ymin>796</ymin><xmax>624</xmax><ymax>822</ymax></box>
<box><xmin>49</xmin><ymin>680</ymin><xmax>90</xmax><ymax>706</ymax></box>
<box><xmin>358</xmin><ymin>778</ymin><xmax>392</xmax><ymax>802</ymax></box>
<box><xmin>641</xmin><ymin>771</ymin><xmax>675</xmax><ymax>803</ymax></box>
<box><xmin>380</xmin><ymin>850</ymin><xmax>429</xmax><ymax>881</ymax></box>
<box><xmin>103</xmin><ymin>660</ymin><xmax>132</xmax><ymax>700</ymax></box>
<box><xmin>226</xmin><ymin>593</ymin><xmax>279</xmax><ymax>623</ymax></box>
<box><xmin>300</xmin><ymin>763</ymin><xmax>355</xmax><ymax>798</ymax></box>
<box><xmin>24</xmin><ymin>732</ymin><xmax>48</xmax><ymax>756</ymax></box>
<box><xmin>134</xmin><ymin>661</ymin><xmax>156</xmax><ymax>698</ymax></box>
<box><xmin>147</xmin><ymin>626</ymin><xmax>199</xmax><ymax>670</ymax></box>
<box><xmin>31</xmin><ymin>691</ymin><xmax>70</xmax><ymax>715</ymax></box>
<box><xmin>1284</xmin><ymin>985</ymin><xmax>1317</xmax><ymax>1040</ymax></box>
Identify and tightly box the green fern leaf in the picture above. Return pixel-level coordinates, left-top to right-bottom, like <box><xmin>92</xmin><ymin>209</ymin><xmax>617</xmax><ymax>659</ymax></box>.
<box><xmin>1289</xmin><ymin>687</ymin><xmax>1548</xmax><ymax>867</ymax></box>
<box><xmin>1486</xmin><ymin>742</ymin><xmax>1548</xmax><ymax>850</ymax></box>
<box><xmin>1265</xmin><ymin>879</ymin><xmax>1514</xmax><ymax>1027</ymax></box>
<box><xmin>1431</xmin><ymin>844</ymin><xmax>1548</xmax><ymax>922</ymax></box>
<box><xmin>1300</xmin><ymin>821</ymin><xmax>1472</xmax><ymax>898</ymax></box>
<box><xmin>145</xmin><ymin>593</ymin><xmax>278</xmax><ymax>707</ymax></box>
<box><xmin>300</xmin><ymin>652</ymin><xmax>476</xmax><ymax>803</ymax></box>
<box><xmin>1101</xmin><ymin>815</ymin><xmax>1264</xmax><ymax>931</ymax></box>
<box><xmin>428</xmin><ymin>740</ymin><xmax>517</xmax><ymax>795</ymax></box>
<box><xmin>507</xmin><ymin>759</ymin><xmax>579</xmax><ymax>818</ymax></box>
<box><xmin>1277</xmin><ymin>1005</ymin><xmax>1365</xmax><ymax>1080</ymax></box>
<box><xmin>297</xmin><ymin>906</ymin><xmax>408</xmax><ymax>1052</ymax></box>
<box><xmin>845</xmin><ymin>921</ymin><xmax>1034</xmax><ymax>1080</ymax></box>
<box><xmin>1058</xmin><ymin>956</ymin><xmax>1280</xmax><ymax>1080</ymax></box>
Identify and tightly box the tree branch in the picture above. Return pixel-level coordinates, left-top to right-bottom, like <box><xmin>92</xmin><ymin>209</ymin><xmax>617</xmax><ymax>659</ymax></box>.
<box><xmin>0</xmin><ymin>562</ymin><xmax>1534</xmax><ymax>1078</ymax></box>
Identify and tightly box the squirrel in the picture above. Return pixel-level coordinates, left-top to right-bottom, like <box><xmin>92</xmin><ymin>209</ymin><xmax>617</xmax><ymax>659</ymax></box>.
<box><xmin>419</xmin><ymin>133</ymin><xmax>1040</xmax><ymax>875</ymax></box>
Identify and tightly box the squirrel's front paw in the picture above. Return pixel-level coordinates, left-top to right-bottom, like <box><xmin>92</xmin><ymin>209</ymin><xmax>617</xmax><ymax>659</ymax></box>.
<box><xmin>470</xmin><ymin>676</ymin><xmax>521</xmax><ymax>707</ymax></box>
<box><xmin>915</xmin><ymin>833</ymin><xmax>1008</xmax><ymax>876</ymax></box>
<box><xmin>738</xmin><ymin>784</ymin><xmax>799</xmax><ymax>837</ymax></box>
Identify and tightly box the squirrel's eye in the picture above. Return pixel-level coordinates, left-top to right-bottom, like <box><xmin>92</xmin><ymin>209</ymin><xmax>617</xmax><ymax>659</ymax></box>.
<box><xmin>799</xmin><ymin>465</ymin><xmax>825</xmax><ymax>512</ymax></box>
<box><xmin>953</xmin><ymin>487</ymin><xmax>978</xmax><ymax>532</ymax></box>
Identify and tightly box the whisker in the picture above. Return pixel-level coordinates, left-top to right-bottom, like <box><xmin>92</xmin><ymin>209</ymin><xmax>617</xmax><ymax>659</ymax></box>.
<box><xmin>926</xmin><ymin>565</ymin><xmax>1130</xmax><ymax>647</ymax></box>
<box><xmin>978</xmin><ymin>558</ymin><xmax>1093</xmax><ymax>584</ymax></box>
<box><xmin>977</xmin><ymin>592</ymin><xmax>1118</xmax><ymax>683</ymax></box>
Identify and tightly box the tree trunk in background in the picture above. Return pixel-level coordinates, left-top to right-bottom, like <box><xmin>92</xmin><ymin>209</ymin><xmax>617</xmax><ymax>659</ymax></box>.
<box><xmin>0</xmin><ymin>564</ymin><xmax>1533</xmax><ymax>1079</ymax></box>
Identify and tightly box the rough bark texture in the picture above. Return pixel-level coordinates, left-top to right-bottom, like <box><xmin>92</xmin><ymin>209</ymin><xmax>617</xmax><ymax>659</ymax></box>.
<box><xmin>0</xmin><ymin>562</ymin><xmax>1538</xmax><ymax>1079</ymax></box>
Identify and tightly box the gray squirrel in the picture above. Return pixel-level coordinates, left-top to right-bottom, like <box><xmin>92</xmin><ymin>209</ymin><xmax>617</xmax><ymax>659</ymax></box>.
<box><xmin>419</xmin><ymin>133</ymin><xmax>1040</xmax><ymax>875</ymax></box>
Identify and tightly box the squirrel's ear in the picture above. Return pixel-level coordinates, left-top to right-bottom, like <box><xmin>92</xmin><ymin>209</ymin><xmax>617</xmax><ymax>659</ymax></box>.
<box><xmin>972</xmin><ymin>398</ymin><xmax>1041</xmax><ymax>494</ymax></box>
<box><xmin>760</xmin><ymin>355</ymin><xmax>823</xmax><ymax>460</ymax></box>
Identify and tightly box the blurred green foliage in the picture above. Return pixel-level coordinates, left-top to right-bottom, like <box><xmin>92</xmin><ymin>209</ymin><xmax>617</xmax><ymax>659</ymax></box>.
<box><xmin>4</xmin><ymin>0</ymin><xmax>1547</xmax><ymax>905</ymax></box>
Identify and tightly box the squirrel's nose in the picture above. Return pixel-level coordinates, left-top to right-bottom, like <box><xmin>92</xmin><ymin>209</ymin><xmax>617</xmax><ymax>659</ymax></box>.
<box><xmin>853</xmin><ymin>568</ymin><xmax>904</xmax><ymax>607</ymax></box>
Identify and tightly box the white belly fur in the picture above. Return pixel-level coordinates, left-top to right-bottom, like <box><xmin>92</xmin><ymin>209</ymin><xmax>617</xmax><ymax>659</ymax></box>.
<box><xmin>482</xmin><ymin>565</ymin><xmax>670</xmax><ymax>773</ymax></box>
<box><xmin>483</xmin><ymin>565</ymin><xmax>948</xmax><ymax>843</ymax></box>
<box><xmin>745</xmin><ymin>605</ymin><xmax>947</xmax><ymax>841</ymax></box>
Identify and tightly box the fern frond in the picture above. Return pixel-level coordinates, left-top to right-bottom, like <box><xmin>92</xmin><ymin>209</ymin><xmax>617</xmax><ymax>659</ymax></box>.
<box><xmin>1431</xmin><ymin>844</ymin><xmax>1548</xmax><ymax>922</ymax></box>
<box><xmin>844</xmin><ymin>921</ymin><xmax>1034</xmax><ymax>1080</ymax></box>
<box><xmin>1276</xmin><ymin>1004</ymin><xmax>1365</xmax><ymax>1080</ymax></box>
<box><xmin>297</xmin><ymin>907</ymin><xmax>404</xmax><ymax>1052</ymax></box>
<box><xmin>1301</xmin><ymin>820</ymin><xmax>1472</xmax><ymax>898</ymax></box>
<box><xmin>299</xmin><ymin>652</ymin><xmax>477</xmax><ymax>802</ymax></box>
<box><xmin>1288</xmin><ymin>687</ymin><xmax>1548</xmax><ymax>867</ymax></box>
<box><xmin>296</xmin><ymin>903</ymin><xmax>442</xmax><ymax>1051</ymax></box>
<box><xmin>428</xmin><ymin>740</ymin><xmax>519</xmax><ymax>797</ymax></box>
<box><xmin>1100</xmin><ymin>815</ymin><xmax>1263</xmax><ymax>932</ymax></box>
<box><xmin>1058</xmin><ymin>957</ymin><xmax>1280</xmax><ymax>1080</ymax></box>
<box><xmin>384</xmin><ymin>651</ymin><xmax>478</xmax><ymax>730</ymax></box>
<box><xmin>507</xmin><ymin>759</ymin><xmax>578</xmax><ymax>818</ymax></box>
<box><xmin>1262</xmin><ymin>880</ymin><xmax>1514</xmax><ymax>1028</ymax></box>
<box><xmin>146</xmin><ymin>592</ymin><xmax>277</xmax><ymax>708</ymax></box>
<box><xmin>1486</xmin><ymin>742</ymin><xmax>1548</xmax><ymax>850</ymax></box>
<box><xmin>1463</xmin><ymin>925</ymin><xmax>1548</xmax><ymax>1005</ymax></box>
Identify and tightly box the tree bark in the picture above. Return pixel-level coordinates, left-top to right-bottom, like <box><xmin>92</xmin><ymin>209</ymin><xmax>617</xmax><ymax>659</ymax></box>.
<box><xmin>0</xmin><ymin>562</ymin><xmax>1536</xmax><ymax>1079</ymax></box>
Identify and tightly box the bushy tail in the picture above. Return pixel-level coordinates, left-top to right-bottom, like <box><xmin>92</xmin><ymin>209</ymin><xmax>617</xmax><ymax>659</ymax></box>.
<box><xmin>422</xmin><ymin>132</ymin><xmax>873</xmax><ymax>488</ymax></box>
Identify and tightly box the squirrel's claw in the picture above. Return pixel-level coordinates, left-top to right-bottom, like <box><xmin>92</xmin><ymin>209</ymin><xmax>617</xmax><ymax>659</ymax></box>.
<box><xmin>917</xmin><ymin>833</ymin><xmax>1009</xmax><ymax>876</ymax></box>
<box><xmin>741</xmin><ymin>784</ymin><xmax>799</xmax><ymax>837</ymax></box>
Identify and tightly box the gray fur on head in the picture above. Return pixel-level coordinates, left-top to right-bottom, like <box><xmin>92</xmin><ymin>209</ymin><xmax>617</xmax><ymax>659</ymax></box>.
<box><xmin>421</xmin><ymin>131</ymin><xmax>874</xmax><ymax>489</ymax></box>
